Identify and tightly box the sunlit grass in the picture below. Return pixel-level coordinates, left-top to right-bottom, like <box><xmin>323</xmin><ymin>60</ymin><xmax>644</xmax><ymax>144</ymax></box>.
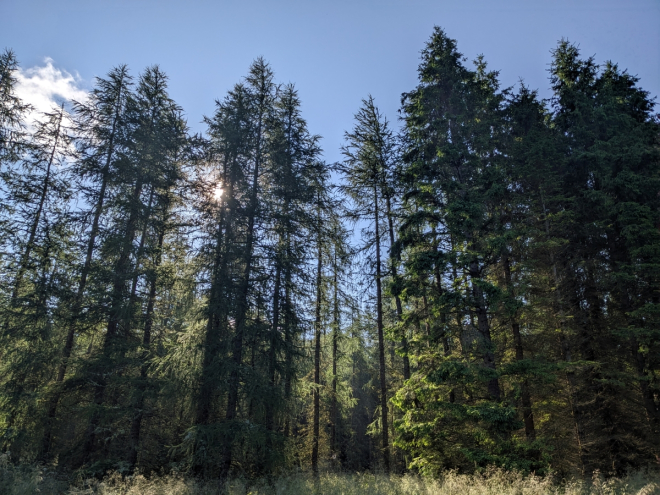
<box><xmin>1</xmin><ymin>461</ymin><xmax>658</xmax><ymax>495</ymax></box>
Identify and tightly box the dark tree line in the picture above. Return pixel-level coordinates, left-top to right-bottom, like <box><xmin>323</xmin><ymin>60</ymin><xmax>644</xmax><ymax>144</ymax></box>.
<box><xmin>0</xmin><ymin>25</ymin><xmax>658</xmax><ymax>479</ymax></box>
<box><xmin>392</xmin><ymin>29</ymin><xmax>660</xmax><ymax>476</ymax></box>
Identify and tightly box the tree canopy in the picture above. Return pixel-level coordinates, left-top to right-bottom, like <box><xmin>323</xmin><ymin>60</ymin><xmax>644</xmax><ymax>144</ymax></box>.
<box><xmin>0</xmin><ymin>27</ymin><xmax>658</xmax><ymax>478</ymax></box>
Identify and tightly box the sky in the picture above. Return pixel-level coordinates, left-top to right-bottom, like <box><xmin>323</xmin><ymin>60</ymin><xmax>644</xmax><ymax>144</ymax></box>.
<box><xmin>2</xmin><ymin>0</ymin><xmax>659</xmax><ymax>166</ymax></box>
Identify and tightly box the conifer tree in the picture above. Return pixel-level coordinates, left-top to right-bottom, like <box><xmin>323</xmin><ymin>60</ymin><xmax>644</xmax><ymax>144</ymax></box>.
<box><xmin>545</xmin><ymin>40</ymin><xmax>660</xmax><ymax>473</ymax></box>
<box><xmin>0</xmin><ymin>49</ymin><xmax>30</xmax><ymax>167</ymax></box>
<box><xmin>41</xmin><ymin>66</ymin><xmax>132</xmax><ymax>458</ymax></box>
<box><xmin>340</xmin><ymin>96</ymin><xmax>394</xmax><ymax>473</ymax></box>
<box><xmin>222</xmin><ymin>62</ymin><xmax>274</xmax><ymax>467</ymax></box>
<box><xmin>264</xmin><ymin>83</ymin><xmax>320</xmax><ymax>449</ymax></box>
<box><xmin>0</xmin><ymin>103</ymin><xmax>74</xmax><ymax>460</ymax></box>
<box><xmin>195</xmin><ymin>82</ymin><xmax>252</xmax><ymax>436</ymax></box>
<box><xmin>82</xmin><ymin>66</ymin><xmax>187</xmax><ymax>463</ymax></box>
<box><xmin>8</xmin><ymin>104</ymin><xmax>71</xmax><ymax>305</ymax></box>
<box><xmin>395</xmin><ymin>27</ymin><xmax>533</xmax><ymax>473</ymax></box>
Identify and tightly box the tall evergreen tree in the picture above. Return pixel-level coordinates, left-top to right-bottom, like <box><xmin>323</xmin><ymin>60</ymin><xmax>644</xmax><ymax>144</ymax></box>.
<box><xmin>340</xmin><ymin>96</ymin><xmax>395</xmax><ymax>473</ymax></box>
<box><xmin>41</xmin><ymin>66</ymin><xmax>132</xmax><ymax>458</ymax></box>
<box><xmin>545</xmin><ymin>40</ymin><xmax>660</xmax><ymax>473</ymax></box>
<box><xmin>0</xmin><ymin>103</ymin><xmax>74</xmax><ymax>460</ymax></box>
<box><xmin>395</xmin><ymin>27</ymin><xmax>536</xmax><ymax>474</ymax></box>
<box><xmin>82</xmin><ymin>66</ymin><xmax>187</xmax><ymax>464</ymax></box>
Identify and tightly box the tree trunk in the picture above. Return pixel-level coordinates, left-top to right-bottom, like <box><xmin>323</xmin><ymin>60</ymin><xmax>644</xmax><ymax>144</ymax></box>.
<box><xmin>129</xmin><ymin>185</ymin><xmax>156</xmax><ymax>303</ymax></box>
<box><xmin>311</xmin><ymin>215</ymin><xmax>322</xmax><ymax>475</ymax></box>
<box><xmin>128</xmin><ymin>226</ymin><xmax>165</xmax><ymax>470</ymax></box>
<box><xmin>266</xmin><ymin>261</ymin><xmax>282</xmax><ymax>433</ymax></box>
<box><xmin>374</xmin><ymin>184</ymin><xmax>390</xmax><ymax>473</ymax></box>
<box><xmin>469</xmin><ymin>259</ymin><xmax>500</xmax><ymax>401</ymax></box>
<box><xmin>331</xmin><ymin>250</ymin><xmax>339</xmax><ymax>459</ymax></box>
<box><xmin>283</xmin><ymin>242</ymin><xmax>293</xmax><ymax>438</ymax></box>
<box><xmin>433</xmin><ymin>270</ymin><xmax>454</xmax><ymax>403</ymax></box>
<box><xmin>502</xmin><ymin>252</ymin><xmax>535</xmax><ymax>439</ymax></box>
<box><xmin>384</xmin><ymin>193</ymin><xmax>409</xmax><ymax>380</ymax></box>
<box><xmin>42</xmin><ymin>86</ymin><xmax>125</xmax><ymax>457</ymax></box>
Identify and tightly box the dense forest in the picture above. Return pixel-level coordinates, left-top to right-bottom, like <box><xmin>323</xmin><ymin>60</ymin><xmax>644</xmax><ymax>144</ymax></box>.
<box><xmin>0</xmin><ymin>27</ymin><xmax>659</xmax><ymax>480</ymax></box>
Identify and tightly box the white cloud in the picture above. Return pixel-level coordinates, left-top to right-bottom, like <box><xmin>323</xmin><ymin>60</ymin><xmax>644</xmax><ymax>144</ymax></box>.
<box><xmin>15</xmin><ymin>58</ymin><xmax>88</xmax><ymax>125</ymax></box>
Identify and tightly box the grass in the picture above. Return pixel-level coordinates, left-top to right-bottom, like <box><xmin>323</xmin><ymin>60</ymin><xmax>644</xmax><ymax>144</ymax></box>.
<box><xmin>1</xmin><ymin>459</ymin><xmax>658</xmax><ymax>495</ymax></box>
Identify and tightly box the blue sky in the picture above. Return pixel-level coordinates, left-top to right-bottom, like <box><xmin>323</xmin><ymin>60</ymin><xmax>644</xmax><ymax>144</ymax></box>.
<box><xmin>2</xmin><ymin>0</ymin><xmax>659</xmax><ymax>165</ymax></box>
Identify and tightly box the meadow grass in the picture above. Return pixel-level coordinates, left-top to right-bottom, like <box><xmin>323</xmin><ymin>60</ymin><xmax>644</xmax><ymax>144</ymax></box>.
<box><xmin>1</xmin><ymin>460</ymin><xmax>658</xmax><ymax>495</ymax></box>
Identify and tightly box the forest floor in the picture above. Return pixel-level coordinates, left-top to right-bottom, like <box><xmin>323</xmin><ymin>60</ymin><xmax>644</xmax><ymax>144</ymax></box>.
<box><xmin>1</xmin><ymin>464</ymin><xmax>659</xmax><ymax>495</ymax></box>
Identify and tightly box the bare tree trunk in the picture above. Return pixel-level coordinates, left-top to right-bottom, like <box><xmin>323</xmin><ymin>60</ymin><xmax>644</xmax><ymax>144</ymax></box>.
<box><xmin>311</xmin><ymin>201</ymin><xmax>323</xmax><ymax>476</ymax></box>
<box><xmin>374</xmin><ymin>185</ymin><xmax>390</xmax><ymax>473</ymax></box>
<box><xmin>384</xmin><ymin>193</ymin><xmax>409</xmax><ymax>380</ymax></box>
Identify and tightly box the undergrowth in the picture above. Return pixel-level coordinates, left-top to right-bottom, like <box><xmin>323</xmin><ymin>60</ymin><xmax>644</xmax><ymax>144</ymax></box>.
<box><xmin>1</xmin><ymin>457</ymin><xmax>658</xmax><ymax>495</ymax></box>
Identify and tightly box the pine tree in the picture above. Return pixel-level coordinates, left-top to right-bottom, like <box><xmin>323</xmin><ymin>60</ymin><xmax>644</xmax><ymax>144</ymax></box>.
<box><xmin>340</xmin><ymin>96</ymin><xmax>395</xmax><ymax>473</ymax></box>
<box><xmin>0</xmin><ymin>104</ymin><xmax>74</xmax><ymax>461</ymax></box>
<box><xmin>0</xmin><ymin>49</ymin><xmax>30</xmax><ymax>167</ymax></box>
<box><xmin>395</xmin><ymin>27</ymin><xmax>534</xmax><ymax>473</ymax></box>
<box><xmin>82</xmin><ymin>66</ymin><xmax>187</xmax><ymax>464</ymax></box>
<box><xmin>41</xmin><ymin>66</ymin><xmax>133</xmax><ymax>458</ymax></box>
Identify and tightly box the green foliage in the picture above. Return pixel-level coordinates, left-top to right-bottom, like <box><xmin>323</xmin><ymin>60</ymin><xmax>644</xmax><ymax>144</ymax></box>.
<box><xmin>1</xmin><ymin>25</ymin><xmax>659</xmax><ymax>481</ymax></box>
<box><xmin>394</xmin><ymin>26</ymin><xmax>660</xmax><ymax>476</ymax></box>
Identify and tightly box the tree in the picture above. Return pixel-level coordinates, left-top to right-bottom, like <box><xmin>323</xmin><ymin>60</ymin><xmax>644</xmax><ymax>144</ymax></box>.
<box><xmin>395</xmin><ymin>27</ymin><xmax>537</xmax><ymax>474</ymax></box>
<box><xmin>0</xmin><ymin>49</ymin><xmax>30</xmax><ymax>167</ymax></box>
<box><xmin>0</xmin><ymin>103</ymin><xmax>74</xmax><ymax>461</ymax></box>
<box><xmin>41</xmin><ymin>66</ymin><xmax>133</xmax><ymax>458</ymax></box>
<box><xmin>81</xmin><ymin>66</ymin><xmax>187</xmax><ymax>464</ymax></box>
<box><xmin>544</xmin><ymin>40</ymin><xmax>660</xmax><ymax>473</ymax></box>
<box><xmin>340</xmin><ymin>95</ymin><xmax>395</xmax><ymax>473</ymax></box>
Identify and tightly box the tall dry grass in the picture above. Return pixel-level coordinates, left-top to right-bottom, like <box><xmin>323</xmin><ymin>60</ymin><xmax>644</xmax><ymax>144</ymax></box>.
<box><xmin>1</xmin><ymin>456</ymin><xmax>658</xmax><ymax>495</ymax></box>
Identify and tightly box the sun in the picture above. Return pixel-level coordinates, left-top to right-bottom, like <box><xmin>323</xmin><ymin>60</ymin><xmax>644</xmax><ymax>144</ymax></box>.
<box><xmin>212</xmin><ymin>183</ymin><xmax>223</xmax><ymax>202</ymax></box>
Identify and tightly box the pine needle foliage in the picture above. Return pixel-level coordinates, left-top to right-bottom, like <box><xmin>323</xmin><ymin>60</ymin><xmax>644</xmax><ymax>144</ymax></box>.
<box><xmin>0</xmin><ymin>27</ymin><xmax>659</xmax><ymax>481</ymax></box>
